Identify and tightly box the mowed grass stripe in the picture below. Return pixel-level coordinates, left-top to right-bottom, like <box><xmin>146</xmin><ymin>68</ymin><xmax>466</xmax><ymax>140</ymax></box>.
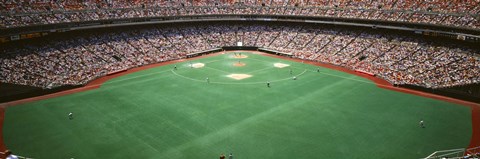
<box><xmin>3</xmin><ymin>52</ymin><xmax>471</xmax><ymax>159</ymax></box>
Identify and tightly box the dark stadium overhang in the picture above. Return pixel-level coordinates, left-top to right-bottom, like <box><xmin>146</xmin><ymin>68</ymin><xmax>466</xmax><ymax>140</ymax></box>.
<box><xmin>1</xmin><ymin>14</ymin><xmax>479</xmax><ymax>43</ymax></box>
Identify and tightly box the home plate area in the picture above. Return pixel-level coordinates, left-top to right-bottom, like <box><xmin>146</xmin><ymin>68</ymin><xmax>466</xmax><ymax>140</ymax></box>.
<box><xmin>274</xmin><ymin>63</ymin><xmax>290</xmax><ymax>68</ymax></box>
<box><xmin>191</xmin><ymin>63</ymin><xmax>205</xmax><ymax>68</ymax></box>
<box><xmin>227</xmin><ymin>74</ymin><xmax>252</xmax><ymax>80</ymax></box>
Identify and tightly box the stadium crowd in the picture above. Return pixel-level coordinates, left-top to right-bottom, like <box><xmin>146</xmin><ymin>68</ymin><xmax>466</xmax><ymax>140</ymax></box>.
<box><xmin>0</xmin><ymin>24</ymin><xmax>478</xmax><ymax>89</ymax></box>
<box><xmin>0</xmin><ymin>0</ymin><xmax>479</xmax><ymax>30</ymax></box>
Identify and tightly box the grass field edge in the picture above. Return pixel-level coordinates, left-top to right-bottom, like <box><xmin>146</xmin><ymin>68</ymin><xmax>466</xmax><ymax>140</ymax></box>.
<box><xmin>0</xmin><ymin>108</ymin><xmax>5</xmax><ymax>152</ymax></box>
<box><xmin>0</xmin><ymin>50</ymin><xmax>479</xmax><ymax>154</ymax></box>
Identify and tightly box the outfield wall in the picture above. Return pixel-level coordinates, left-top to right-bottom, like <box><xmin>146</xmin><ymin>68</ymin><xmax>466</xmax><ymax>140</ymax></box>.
<box><xmin>0</xmin><ymin>83</ymin><xmax>81</xmax><ymax>103</ymax></box>
<box><xmin>399</xmin><ymin>84</ymin><xmax>480</xmax><ymax>103</ymax></box>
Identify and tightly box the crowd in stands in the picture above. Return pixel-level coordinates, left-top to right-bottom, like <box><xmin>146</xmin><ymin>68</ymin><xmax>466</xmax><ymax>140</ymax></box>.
<box><xmin>0</xmin><ymin>0</ymin><xmax>479</xmax><ymax>30</ymax></box>
<box><xmin>0</xmin><ymin>24</ymin><xmax>478</xmax><ymax>89</ymax></box>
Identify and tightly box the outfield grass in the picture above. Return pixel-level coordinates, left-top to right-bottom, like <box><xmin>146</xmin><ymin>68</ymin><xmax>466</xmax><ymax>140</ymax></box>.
<box><xmin>3</xmin><ymin>52</ymin><xmax>472</xmax><ymax>158</ymax></box>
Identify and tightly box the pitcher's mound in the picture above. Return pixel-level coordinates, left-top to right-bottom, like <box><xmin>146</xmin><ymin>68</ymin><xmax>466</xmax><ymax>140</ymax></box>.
<box><xmin>232</xmin><ymin>55</ymin><xmax>248</xmax><ymax>59</ymax></box>
<box><xmin>191</xmin><ymin>63</ymin><xmax>205</xmax><ymax>68</ymax></box>
<box><xmin>227</xmin><ymin>74</ymin><xmax>252</xmax><ymax>80</ymax></box>
<box><xmin>233</xmin><ymin>62</ymin><xmax>246</xmax><ymax>67</ymax></box>
<box><xmin>274</xmin><ymin>63</ymin><xmax>290</xmax><ymax>68</ymax></box>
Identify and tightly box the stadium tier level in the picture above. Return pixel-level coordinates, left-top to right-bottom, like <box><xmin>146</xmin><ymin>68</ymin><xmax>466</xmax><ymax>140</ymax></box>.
<box><xmin>0</xmin><ymin>0</ymin><xmax>479</xmax><ymax>30</ymax></box>
<box><xmin>0</xmin><ymin>1</ymin><xmax>480</xmax><ymax>159</ymax></box>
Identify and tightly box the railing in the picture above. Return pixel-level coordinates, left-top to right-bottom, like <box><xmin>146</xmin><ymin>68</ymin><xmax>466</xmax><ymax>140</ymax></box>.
<box><xmin>0</xmin><ymin>151</ymin><xmax>34</xmax><ymax>159</ymax></box>
<box><xmin>465</xmin><ymin>146</ymin><xmax>480</xmax><ymax>158</ymax></box>
<box><xmin>423</xmin><ymin>148</ymin><xmax>465</xmax><ymax>159</ymax></box>
<box><xmin>423</xmin><ymin>146</ymin><xmax>480</xmax><ymax>159</ymax></box>
<box><xmin>1</xmin><ymin>5</ymin><xmax>476</xmax><ymax>17</ymax></box>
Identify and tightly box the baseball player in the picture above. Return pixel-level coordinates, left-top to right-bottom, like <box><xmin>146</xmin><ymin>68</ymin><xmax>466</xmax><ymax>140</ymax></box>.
<box><xmin>419</xmin><ymin>120</ymin><xmax>425</xmax><ymax>128</ymax></box>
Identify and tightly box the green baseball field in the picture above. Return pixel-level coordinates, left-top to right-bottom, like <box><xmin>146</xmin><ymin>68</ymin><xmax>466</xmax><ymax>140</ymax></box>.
<box><xmin>2</xmin><ymin>52</ymin><xmax>474</xmax><ymax>158</ymax></box>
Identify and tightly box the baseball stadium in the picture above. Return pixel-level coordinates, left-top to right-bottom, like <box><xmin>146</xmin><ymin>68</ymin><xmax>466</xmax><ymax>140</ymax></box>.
<box><xmin>0</xmin><ymin>1</ymin><xmax>480</xmax><ymax>159</ymax></box>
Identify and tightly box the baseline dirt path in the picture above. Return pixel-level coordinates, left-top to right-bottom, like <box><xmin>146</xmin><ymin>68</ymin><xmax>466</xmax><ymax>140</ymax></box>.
<box><xmin>0</xmin><ymin>50</ymin><xmax>478</xmax><ymax>153</ymax></box>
